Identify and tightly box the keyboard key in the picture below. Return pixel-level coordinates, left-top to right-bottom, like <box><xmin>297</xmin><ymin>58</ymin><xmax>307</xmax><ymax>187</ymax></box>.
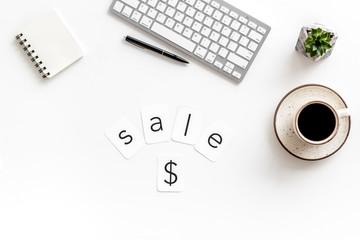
<box><xmin>210</xmin><ymin>31</ymin><xmax>220</xmax><ymax>41</ymax></box>
<box><xmin>168</xmin><ymin>0</ymin><xmax>177</xmax><ymax>7</ymax></box>
<box><xmin>203</xmin><ymin>17</ymin><xmax>214</xmax><ymax>27</ymax></box>
<box><xmin>230</xmin><ymin>20</ymin><xmax>240</xmax><ymax>31</ymax></box>
<box><xmin>213</xmin><ymin>10</ymin><xmax>223</xmax><ymax>21</ymax></box>
<box><xmin>195</xmin><ymin>1</ymin><xmax>205</xmax><ymax>11</ymax></box>
<box><xmin>232</xmin><ymin>71</ymin><xmax>241</xmax><ymax>79</ymax></box>
<box><xmin>183</xmin><ymin>28</ymin><xmax>193</xmax><ymax>38</ymax></box>
<box><xmin>248</xmin><ymin>30</ymin><xmax>263</xmax><ymax>43</ymax></box>
<box><xmin>131</xmin><ymin>11</ymin><xmax>142</xmax><ymax>22</ymax></box>
<box><xmin>121</xmin><ymin>0</ymin><xmax>140</xmax><ymax>9</ymax></box>
<box><xmin>228</xmin><ymin>52</ymin><xmax>248</xmax><ymax>69</ymax></box>
<box><xmin>239</xmin><ymin>25</ymin><xmax>250</xmax><ymax>35</ymax></box>
<box><xmin>219</xmin><ymin>36</ymin><xmax>229</xmax><ymax>47</ymax></box>
<box><xmin>165</xmin><ymin>7</ymin><xmax>176</xmax><ymax>17</ymax></box>
<box><xmin>151</xmin><ymin>22</ymin><xmax>196</xmax><ymax>52</ymax></box>
<box><xmin>139</xmin><ymin>3</ymin><xmax>149</xmax><ymax>13</ymax></box>
<box><xmin>186</xmin><ymin>0</ymin><xmax>196</xmax><ymax>5</ymax></box>
<box><xmin>201</xmin><ymin>26</ymin><xmax>211</xmax><ymax>37</ymax></box>
<box><xmin>214</xmin><ymin>60</ymin><xmax>223</xmax><ymax>69</ymax></box>
<box><xmin>213</xmin><ymin>21</ymin><xmax>222</xmax><ymax>32</ymax></box>
<box><xmin>148</xmin><ymin>0</ymin><xmax>158</xmax><ymax>7</ymax></box>
<box><xmin>239</xmin><ymin>16</ymin><xmax>248</xmax><ymax>24</ymax></box>
<box><xmin>257</xmin><ymin>26</ymin><xmax>266</xmax><ymax>34</ymax></box>
<box><xmin>147</xmin><ymin>8</ymin><xmax>158</xmax><ymax>18</ymax></box>
<box><xmin>229</xmin><ymin>11</ymin><xmax>238</xmax><ymax>19</ymax></box>
<box><xmin>221</xmin><ymin>26</ymin><xmax>231</xmax><ymax>37</ymax></box>
<box><xmin>192</xmin><ymin>32</ymin><xmax>202</xmax><ymax>43</ymax></box>
<box><xmin>186</xmin><ymin>7</ymin><xmax>196</xmax><ymax>17</ymax></box>
<box><xmin>174</xmin><ymin>23</ymin><xmax>184</xmax><ymax>33</ymax></box>
<box><xmin>204</xmin><ymin>5</ymin><xmax>214</xmax><ymax>15</ymax></box>
<box><xmin>113</xmin><ymin>1</ymin><xmax>124</xmax><ymax>12</ymax></box>
<box><xmin>156</xmin><ymin>13</ymin><xmax>166</xmax><ymax>23</ymax></box>
<box><xmin>174</xmin><ymin>12</ymin><xmax>185</xmax><ymax>22</ymax></box>
<box><xmin>156</xmin><ymin>2</ymin><xmax>166</xmax><ymax>12</ymax></box>
<box><xmin>248</xmin><ymin>41</ymin><xmax>258</xmax><ymax>51</ymax></box>
<box><xmin>225</xmin><ymin>61</ymin><xmax>234</xmax><ymax>69</ymax></box>
<box><xmin>211</xmin><ymin>1</ymin><xmax>220</xmax><ymax>9</ymax></box>
<box><xmin>223</xmin><ymin>66</ymin><xmax>232</xmax><ymax>74</ymax></box>
<box><xmin>192</xmin><ymin>22</ymin><xmax>202</xmax><ymax>32</ymax></box>
<box><xmin>236</xmin><ymin>46</ymin><xmax>253</xmax><ymax>60</ymax></box>
<box><xmin>165</xmin><ymin>18</ymin><xmax>175</xmax><ymax>28</ymax></box>
<box><xmin>218</xmin><ymin>47</ymin><xmax>229</xmax><ymax>58</ymax></box>
<box><xmin>201</xmin><ymin>38</ymin><xmax>211</xmax><ymax>48</ymax></box>
<box><xmin>140</xmin><ymin>15</ymin><xmax>153</xmax><ymax>27</ymax></box>
<box><xmin>194</xmin><ymin>46</ymin><xmax>207</xmax><ymax>58</ymax></box>
<box><xmin>183</xmin><ymin>17</ymin><xmax>193</xmax><ymax>27</ymax></box>
<box><xmin>209</xmin><ymin>42</ymin><xmax>220</xmax><ymax>53</ymax></box>
<box><xmin>122</xmin><ymin>6</ymin><xmax>133</xmax><ymax>17</ymax></box>
<box><xmin>228</xmin><ymin>41</ymin><xmax>238</xmax><ymax>51</ymax></box>
<box><xmin>239</xmin><ymin>36</ymin><xmax>249</xmax><ymax>47</ymax></box>
<box><xmin>220</xmin><ymin>6</ymin><xmax>229</xmax><ymax>14</ymax></box>
<box><xmin>230</xmin><ymin>32</ymin><xmax>240</xmax><ymax>42</ymax></box>
<box><xmin>195</xmin><ymin>12</ymin><xmax>205</xmax><ymax>22</ymax></box>
<box><xmin>177</xmin><ymin>2</ymin><xmax>187</xmax><ymax>12</ymax></box>
<box><xmin>205</xmin><ymin>52</ymin><xmax>216</xmax><ymax>63</ymax></box>
<box><xmin>248</xmin><ymin>21</ymin><xmax>257</xmax><ymax>29</ymax></box>
<box><xmin>221</xmin><ymin>15</ymin><xmax>232</xmax><ymax>26</ymax></box>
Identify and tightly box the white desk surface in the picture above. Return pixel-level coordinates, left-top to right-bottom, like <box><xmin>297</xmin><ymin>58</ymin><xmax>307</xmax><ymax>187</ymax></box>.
<box><xmin>1</xmin><ymin>0</ymin><xmax>360</xmax><ymax>239</ymax></box>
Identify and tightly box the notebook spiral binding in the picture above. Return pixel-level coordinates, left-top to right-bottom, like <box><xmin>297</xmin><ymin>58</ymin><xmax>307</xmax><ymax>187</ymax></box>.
<box><xmin>15</xmin><ymin>33</ymin><xmax>50</xmax><ymax>78</ymax></box>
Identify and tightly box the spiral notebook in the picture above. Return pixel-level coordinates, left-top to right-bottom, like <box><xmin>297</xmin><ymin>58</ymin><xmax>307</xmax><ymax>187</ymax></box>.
<box><xmin>15</xmin><ymin>11</ymin><xmax>83</xmax><ymax>78</ymax></box>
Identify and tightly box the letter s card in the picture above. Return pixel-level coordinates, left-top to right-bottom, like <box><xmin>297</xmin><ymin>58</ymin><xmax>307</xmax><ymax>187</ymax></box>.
<box><xmin>105</xmin><ymin>117</ymin><xmax>145</xmax><ymax>159</ymax></box>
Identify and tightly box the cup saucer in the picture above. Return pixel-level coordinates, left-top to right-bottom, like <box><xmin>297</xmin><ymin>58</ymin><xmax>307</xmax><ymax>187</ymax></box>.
<box><xmin>274</xmin><ymin>84</ymin><xmax>351</xmax><ymax>160</ymax></box>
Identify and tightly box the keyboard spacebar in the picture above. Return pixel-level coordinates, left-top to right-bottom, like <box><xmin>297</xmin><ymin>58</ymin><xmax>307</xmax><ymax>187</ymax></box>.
<box><xmin>151</xmin><ymin>22</ymin><xmax>196</xmax><ymax>53</ymax></box>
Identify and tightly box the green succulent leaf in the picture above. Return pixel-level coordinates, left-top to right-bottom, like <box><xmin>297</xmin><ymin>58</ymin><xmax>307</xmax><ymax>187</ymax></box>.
<box><xmin>321</xmin><ymin>32</ymin><xmax>331</xmax><ymax>42</ymax></box>
<box><xmin>304</xmin><ymin>27</ymin><xmax>333</xmax><ymax>57</ymax></box>
<box><xmin>323</xmin><ymin>42</ymin><xmax>332</xmax><ymax>49</ymax></box>
<box><xmin>317</xmin><ymin>28</ymin><xmax>322</xmax><ymax>35</ymax></box>
<box><xmin>311</xmin><ymin>28</ymin><xmax>319</xmax><ymax>36</ymax></box>
<box><xmin>305</xmin><ymin>37</ymin><xmax>313</xmax><ymax>44</ymax></box>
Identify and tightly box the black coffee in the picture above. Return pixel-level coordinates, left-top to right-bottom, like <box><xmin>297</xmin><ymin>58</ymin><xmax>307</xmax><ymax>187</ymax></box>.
<box><xmin>297</xmin><ymin>103</ymin><xmax>336</xmax><ymax>141</ymax></box>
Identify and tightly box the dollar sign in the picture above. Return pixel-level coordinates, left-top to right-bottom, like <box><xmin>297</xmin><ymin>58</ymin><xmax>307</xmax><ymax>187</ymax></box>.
<box><xmin>164</xmin><ymin>160</ymin><xmax>178</xmax><ymax>186</ymax></box>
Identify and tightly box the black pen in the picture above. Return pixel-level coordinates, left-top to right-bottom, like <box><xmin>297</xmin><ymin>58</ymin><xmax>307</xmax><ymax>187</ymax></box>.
<box><xmin>124</xmin><ymin>35</ymin><xmax>189</xmax><ymax>64</ymax></box>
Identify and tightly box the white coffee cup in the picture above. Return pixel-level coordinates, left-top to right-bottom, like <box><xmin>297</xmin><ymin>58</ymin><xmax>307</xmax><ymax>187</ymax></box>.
<box><xmin>294</xmin><ymin>100</ymin><xmax>350</xmax><ymax>145</ymax></box>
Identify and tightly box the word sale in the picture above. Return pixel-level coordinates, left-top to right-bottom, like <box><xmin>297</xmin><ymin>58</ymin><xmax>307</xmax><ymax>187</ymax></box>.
<box><xmin>105</xmin><ymin>104</ymin><xmax>235</xmax><ymax>192</ymax></box>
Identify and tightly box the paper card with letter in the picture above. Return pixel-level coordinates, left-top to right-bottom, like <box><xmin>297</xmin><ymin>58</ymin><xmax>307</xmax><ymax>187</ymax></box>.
<box><xmin>141</xmin><ymin>104</ymin><xmax>171</xmax><ymax>144</ymax></box>
<box><xmin>157</xmin><ymin>154</ymin><xmax>184</xmax><ymax>192</ymax></box>
<box><xmin>195</xmin><ymin>121</ymin><xmax>235</xmax><ymax>162</ymax></box>
<box><xmin>105</xmin><ymin>116</ymin><xmax>145</xmax><ymax>159</ymax></box>
<box><xmin>172</xmin><ymin>106</ymin><xmax>203</xmax><ymax>145</ymax></box>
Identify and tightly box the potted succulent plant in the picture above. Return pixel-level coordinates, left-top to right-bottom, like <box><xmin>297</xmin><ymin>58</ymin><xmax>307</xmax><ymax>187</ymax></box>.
<box><xmin>295</xmin><ymin>23</ymin><xmax>338</xmax><ymax>61</ymax></box>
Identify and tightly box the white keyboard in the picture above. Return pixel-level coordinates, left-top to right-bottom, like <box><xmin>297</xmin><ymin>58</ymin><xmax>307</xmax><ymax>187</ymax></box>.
<box><xmin>110</xmin><ymin>0</ymin><xmax>270</xmax><ymax>82</ymax></box>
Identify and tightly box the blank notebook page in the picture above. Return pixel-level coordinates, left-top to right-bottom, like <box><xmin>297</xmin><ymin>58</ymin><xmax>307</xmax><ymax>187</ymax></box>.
<box><xmin>19</xmin><ymin>10</ymin><xmax>83</xmax><ymax>78</ymax></box>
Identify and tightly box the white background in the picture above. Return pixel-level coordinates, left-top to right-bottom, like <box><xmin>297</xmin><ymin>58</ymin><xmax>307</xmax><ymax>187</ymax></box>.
<box><xmin>1</xmin><ymin>0</ymin><xmax>359</xmax><ymax>239</ymax></box>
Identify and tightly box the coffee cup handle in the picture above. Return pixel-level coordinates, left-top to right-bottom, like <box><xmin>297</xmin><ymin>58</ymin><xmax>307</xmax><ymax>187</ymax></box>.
<box><xmin>336</xmin><ymin>108</ymin><xmax>351</xmax><ymax>118</ymax></box>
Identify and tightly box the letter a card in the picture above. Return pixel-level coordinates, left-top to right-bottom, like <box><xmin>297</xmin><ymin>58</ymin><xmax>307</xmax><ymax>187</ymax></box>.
<box><xmin>157</xmin><ymin>154</ymin><xmax>184</xmax><ymax>192</ymax></box>
<box><xmin>141</xmin><ymin>104</ymin><xmax>171</xmax><ymax>144</ymax></box>
<box><xmin>195</xmin><ymin>121</ymin><xmax>235</xmax><ymax>162</ymax></box>
<box><xmin>105</xmin><ymin>117</ymin><xmax>145</xmax><ymax>159</ymax></box>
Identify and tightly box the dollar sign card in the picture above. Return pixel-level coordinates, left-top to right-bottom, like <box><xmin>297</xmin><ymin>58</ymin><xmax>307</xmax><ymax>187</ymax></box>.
<box><xmin>157</xmin><ymin>154</ymin><xmax>184</xmax><ymax>192</ymax></box>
